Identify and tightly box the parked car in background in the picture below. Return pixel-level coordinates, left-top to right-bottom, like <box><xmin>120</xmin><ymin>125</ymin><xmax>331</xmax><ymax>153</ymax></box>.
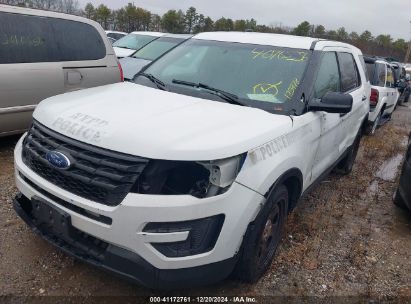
<box><xmin>112</xmin><ymin>31</ymin><xmax>165</xmax><ymax>58</ymax></box>
<box><xmin>105</xmin><ymin>30</ymin><xmax>127</xmax><ymax>42</ymax></box>
<box><xmin>364</xmin><ymin>57</ymin><xmax>398</xmax><ymax>135</ymax></box>
<box><xmin>120</xmin><ymin>34</ymin><xmax>192</xmax><ymax>80</ymax></box>
<box><xmin>391</xmin><ymin>61</ymin><xmax>409</xmax><ymax>103</ymax></box>
<box><xmin>0</xmin><ymin>4</ymin><xmax>123</xmax><ymax>138</ymax></box>
<box><xmin>393</xmin><ymin>133</ymin><xmax>411</xmax><ymax>212</ymax></box>
<box><xmin>14</xmin><ymin>32</ymin><xmax>370</xmax><ymax>288</ymax></box>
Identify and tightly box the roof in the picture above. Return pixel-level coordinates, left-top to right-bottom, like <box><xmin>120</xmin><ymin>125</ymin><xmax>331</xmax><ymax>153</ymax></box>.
<box><xmin>130</xmin><ymin>31</ymin><xmax>166</xmax><ymax>37</ymax></box>
<box><xmin>193</xmin><ymin>31</ymin><xmax>319</xmax><ymax>50</ymax></box>
<box><xmin>0</xmin><ymin>4</ymin><xmax>95</xmax><ymax>24</ymax></box>
<box><xmin>193</xmin><ymin>31</ymin><xmax>361</xmax><ymax>53</ymax></box>
<box><xmin>162</xmin><ymin>34</ymin><xmax>193</xmax><ymax>39</ymax></box>
<box><xmin>105</xmin><ymin>30</ymin><xmax>127</xmax><ymax>35</ymax></box>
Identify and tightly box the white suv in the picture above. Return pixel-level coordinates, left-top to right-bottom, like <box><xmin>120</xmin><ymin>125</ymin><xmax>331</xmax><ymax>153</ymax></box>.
<box><xmin>13</xmin><ymin>32</ymin><xmax>370</xmax><ymax>289</ymax></box>
<box><xmin>364</xmin><ymin>57</ymin><xmax>399</xmax><ymax>134</ymax></box>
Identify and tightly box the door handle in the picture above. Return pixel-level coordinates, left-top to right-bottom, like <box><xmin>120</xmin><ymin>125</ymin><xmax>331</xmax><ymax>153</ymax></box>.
<box><xmin>362</xmin><ymin>96</ymin><xmax>367</xmax><ymax>101</ymax></box>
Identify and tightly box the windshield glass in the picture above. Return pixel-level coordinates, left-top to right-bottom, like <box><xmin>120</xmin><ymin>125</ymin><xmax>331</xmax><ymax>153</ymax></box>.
<box><xmin>132</xmin><ymin>37</ymin><xmax>184</xmax><ymax>61</ymax></box>
<box><xmin>136</xmin><ymin>39</ymin><xmax>310</xmax><ymax>110</ymax></box>
<box><xmin>113</xmin><ymin>34</ymin><xmax>158</xmax><ymax>51</ymax></box>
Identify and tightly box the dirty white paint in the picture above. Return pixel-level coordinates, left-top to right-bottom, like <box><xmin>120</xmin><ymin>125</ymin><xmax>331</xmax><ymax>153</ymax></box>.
<box><xmin>376</xmin><ymin>154</ymin><xmax>403</xmax><ymax>181</ymax></box>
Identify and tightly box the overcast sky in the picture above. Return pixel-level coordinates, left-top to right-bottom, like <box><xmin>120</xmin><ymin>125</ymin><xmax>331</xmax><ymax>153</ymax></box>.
<box><xmin>80</xmin><ymin>0</ymin><xmax>411</xmax><ymax>40</ymax></box>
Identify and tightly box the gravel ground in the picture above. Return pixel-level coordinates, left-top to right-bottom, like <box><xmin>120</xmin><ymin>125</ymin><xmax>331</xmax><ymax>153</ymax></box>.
<box><xmin>1</xmin><ymin>106</ymin><xmax>411</xmax><ymax>302</ymax></box>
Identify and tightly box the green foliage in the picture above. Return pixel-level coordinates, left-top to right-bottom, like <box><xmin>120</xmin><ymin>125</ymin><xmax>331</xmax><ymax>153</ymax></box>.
<box><xmin>292</xmin><ymin>21</ymin><xmax>311</xmax><ymax>36</ymax></box>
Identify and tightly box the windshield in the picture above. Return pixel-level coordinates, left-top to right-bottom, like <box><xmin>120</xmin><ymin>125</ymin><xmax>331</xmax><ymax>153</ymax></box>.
<box><xmin>132</xmin><ymin>37</ymin><xmax>185</xmax><ymax>61</ymax></box>
<box><xmin>135</xmin><ymin>39</ymin><xmax>310</xmax><ymax>111</ymax></box>
<box><xmin>113</xmin><ymin>34</ymin><xmax>158</xmax><ymax>51</ymax></box>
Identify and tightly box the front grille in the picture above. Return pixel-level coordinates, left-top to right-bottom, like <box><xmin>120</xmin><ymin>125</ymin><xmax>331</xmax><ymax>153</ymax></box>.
<box><xmin>22</xmin><ymin>121</ymin><xmax>149</xmax><ymax>206</ymax></box>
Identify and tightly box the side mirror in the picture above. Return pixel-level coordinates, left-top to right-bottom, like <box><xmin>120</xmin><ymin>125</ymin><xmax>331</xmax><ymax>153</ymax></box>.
<box><xmin>309</xmin><ymin>92</ymin><xmax>353</xmax><ymax>114</ymax></box>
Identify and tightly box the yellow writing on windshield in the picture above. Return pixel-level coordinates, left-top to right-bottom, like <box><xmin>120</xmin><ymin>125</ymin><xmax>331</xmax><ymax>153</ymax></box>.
<box><xmin>253</xmin><ymin>81</ymin><xmax>282</xmax><ymax>96</ymax></box>
<box><xmin>2</xmin><ymin>35</ymin><xmax>44</xmax><ymax>47</ymax></box>
<box><xmin>284</xmin><ymin>78</ymin><xmax>300</xmax><ymax>100</ymax></box>
<box><xmin>251</xmin><ymin>48</ymin><xmax>308</xmax><ymax>62</ymax></box>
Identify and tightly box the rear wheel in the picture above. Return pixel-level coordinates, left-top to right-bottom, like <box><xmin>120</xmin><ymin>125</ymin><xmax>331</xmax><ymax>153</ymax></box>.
<box><xmin>234</xmin><ymin>185</ymin><xmax>288</xmax><ymax>283</ymax></box>
<box><xmin>365</xmin><ymin>111</ymin><xmax>382</xmax><ymax>135</ymax></box>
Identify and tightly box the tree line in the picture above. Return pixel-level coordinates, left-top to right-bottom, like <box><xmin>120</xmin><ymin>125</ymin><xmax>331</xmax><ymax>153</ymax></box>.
<box><xmin>1</xmin><ymin>0</ymin><xmax>410</xmax><ymax>62</ymax></box>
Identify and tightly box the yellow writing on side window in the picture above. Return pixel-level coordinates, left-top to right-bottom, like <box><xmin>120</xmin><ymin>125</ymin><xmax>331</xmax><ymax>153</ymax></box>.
<box><xmin>253</xmin><ymin>81</ymin><xmax>283</xmax><ymax>96</ymax></box>
<box><xmin>251</xmin><ymin>48</ymin><xmax>308</xmax><ymax>62</ymax></box>
<box><xmin>284</xmin><ymin>78</ymin><xmax>300</xmax><ymax>100</ymax></box>
<box><xmin>2</xmin><ymin>35</ymin><xmax>44</xmax><ymax>47</ymax></box>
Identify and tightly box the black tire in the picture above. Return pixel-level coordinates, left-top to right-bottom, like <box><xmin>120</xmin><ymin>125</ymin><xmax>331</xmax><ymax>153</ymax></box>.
<box><xmin>234</xmin><ymin>185</ymin><xmax>288</xmax><ymax>283</ymax></box>
<box><xmin>393</xmin><ymin>190</ymin><xmax>407</xmax><ymax>210</ymax></box>
<box><xmin>335</xmin><ymin>131</ymin><xmax>362</xmax><ymax>175</ymax></box>
<box><xmin>365</xmin><ymin>111</ymin><xmax>382</xmax><ymax>136</ymax></box>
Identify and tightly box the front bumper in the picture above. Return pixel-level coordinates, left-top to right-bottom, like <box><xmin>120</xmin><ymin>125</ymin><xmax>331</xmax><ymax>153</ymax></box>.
<box><xmin>14</xmin><ymin>134</ymin><xmax>265</xmax><ymax>285</ymax></box>
<box><xmin>13</xmin><ymin>193</ymin><xmax>238</xmax><ymax>289</ymax></box>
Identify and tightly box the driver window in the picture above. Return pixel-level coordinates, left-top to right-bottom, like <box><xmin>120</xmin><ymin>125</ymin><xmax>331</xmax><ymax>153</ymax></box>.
<box><xmin>314</xmin><ymin>52</ymin><xmax>341</xmax><ymax>99</ymax></box>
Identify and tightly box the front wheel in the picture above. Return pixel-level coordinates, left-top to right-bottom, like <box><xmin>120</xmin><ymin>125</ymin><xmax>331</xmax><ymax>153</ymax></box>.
<box><xmin>393</xmin><ymin>190</ymin><xmax>407</xmax><ymax>210</ymax></box>
<box><xmin>335</xmin><ymin>131</ymin><xmax>362</xmax><ymax>175</ymax></box>
<box><xmin>234</xmin><ymin>185</ymin><xmax>288</xmax><ymax>283</ymax></box>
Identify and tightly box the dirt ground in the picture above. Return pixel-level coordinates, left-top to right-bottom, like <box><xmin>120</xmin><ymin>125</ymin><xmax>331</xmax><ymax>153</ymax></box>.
<box><xmin>1</xmin><ymin>105</ymin><xmax>411</xmax><ymax>302</ymax></box>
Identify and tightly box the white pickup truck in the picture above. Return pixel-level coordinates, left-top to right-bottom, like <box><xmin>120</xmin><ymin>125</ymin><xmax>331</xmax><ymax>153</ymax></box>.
<box><xmin>364</xmin><ymin>57</ymin><xmax>399</xmax><ymax>135</ymax></box>
<box><xmin>13</xmin><ymin>32</ymin><xmax>370</xmax><ymax>289</ymax></box>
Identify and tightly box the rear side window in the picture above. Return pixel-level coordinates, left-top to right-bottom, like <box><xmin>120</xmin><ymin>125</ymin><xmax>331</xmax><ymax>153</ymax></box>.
<box><xmin>386</xmin><ymin>67</ymin><xmax>394</xmax><ymax>87</ymax></box>
<box><xmin>0</xmin><ymin>12</ymin><xmax>105</xmax><ymax>64</ymax></box>
<box><xmin>314</xmin><ymin>52</ymin><xmax>341</xmax><ymax>98</ymax></box>
<box><xmin>337</xmin><ymin>52</ymin><xmax>360</xmax><ymax>92</ymax></box>
<box><xmin>366</xmin><ymin>62</ymin><xmax>376</xmax><ymax>84</ymax></box>
<box><xmin>377</xmin><ymin>63</ymin><xmax>386</xmax><ymax>87</ymax></box>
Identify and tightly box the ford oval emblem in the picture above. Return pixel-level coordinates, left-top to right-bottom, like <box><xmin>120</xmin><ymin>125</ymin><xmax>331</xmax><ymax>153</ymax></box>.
<box><xmin>46</xmin><ymin>151</ymin><xmax>71</xmax><ymax>170</ymax></box>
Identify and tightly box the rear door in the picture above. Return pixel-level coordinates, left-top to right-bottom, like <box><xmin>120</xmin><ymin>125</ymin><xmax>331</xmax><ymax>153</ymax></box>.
<box><xmin>48</xmin><ymin>18</ymin><xmax>120</xmax><ymax>92</ymax></box>
<box><xmin>0</xmin><ymin>11</ymin><xmax>64</xmax><ymax>135</ymax></box>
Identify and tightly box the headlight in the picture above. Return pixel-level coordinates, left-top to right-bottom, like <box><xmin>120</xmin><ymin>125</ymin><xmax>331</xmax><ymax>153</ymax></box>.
<box><xmin>132</xmin><ymin>154</ymin><xmax>246</xmax><ymax>198</ymax></box>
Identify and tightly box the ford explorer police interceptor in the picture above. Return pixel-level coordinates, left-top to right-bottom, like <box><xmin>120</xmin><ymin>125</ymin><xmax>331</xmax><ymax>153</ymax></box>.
<box><xmin>13</xmin><ymin>32</ymin><xmax>370</xmax><ymax>289</ymax></box>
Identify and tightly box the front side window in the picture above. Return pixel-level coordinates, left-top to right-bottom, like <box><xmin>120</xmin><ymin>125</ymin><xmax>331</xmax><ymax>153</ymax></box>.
<box><xmin>135</xmin><ymin>39</ymin><xmax>311</xmax><ymax>113</ymax></box>
<box><xmin>314</xmin><ymin>52</ymin><xmax>341</xmax><ymax>99</ymax></box>
<box><xmin>0</xmin><ymin>12</ymin><xmax>105</xmax><ymax>64</ymax></box>
<box><xmin>337</xmin><ymin>52</ymin><xmax>360</xmax><ymax>92</ymax></box>
<box><xmin>132</xmin><ymin>37</ymin><xmax>184</xmax><ymax>61</ymax></box>
<box><xmin>113</xmin><ymin>34</ymin><xmax>158</xmax><ymax>51</ymax></box>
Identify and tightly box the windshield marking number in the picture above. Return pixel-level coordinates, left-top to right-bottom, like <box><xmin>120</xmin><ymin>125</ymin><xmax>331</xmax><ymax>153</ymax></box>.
<box><xmin>253</xmin><ymin>82</ymin><xmax>282</xmax><ymax>96</ymax></box>
<box><xmin>284</xmin><ymin>78</ymin><xmax>300</xmax><ymax>100</ymax></box>
<box><xmin>251</xmin><ymin>48</ymin><xmax>308</xmax><ymax>62</ymax></box>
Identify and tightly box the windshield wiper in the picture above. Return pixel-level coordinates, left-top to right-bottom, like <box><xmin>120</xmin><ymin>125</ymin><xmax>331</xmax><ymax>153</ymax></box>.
<box><xmin>139</xmin><ymin>73</ymin><xmax>166</xmax><ymax>90</ymax></box>
<box><xmin>116</xmin><ymin>46</ymin><xmax>134</xmax><ymax>50</ymax></box>
<box><xmin>172</xmin><ymin>79</ymin><xmax>245</xmax><ymax>106</ymax></box>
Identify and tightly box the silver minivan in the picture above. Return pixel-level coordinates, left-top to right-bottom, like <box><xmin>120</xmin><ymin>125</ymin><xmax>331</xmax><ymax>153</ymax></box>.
<box><xmin>0</xmin><ymin>5</ymin><xmax>123</xmax><ymax>137</ymax></box>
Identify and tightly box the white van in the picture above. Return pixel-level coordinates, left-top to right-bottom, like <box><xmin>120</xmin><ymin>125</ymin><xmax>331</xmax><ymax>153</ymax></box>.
<box><xmin>0</xmin><ymin>5</ymin><xmax>123</xmax><ymax>137</ymax></box>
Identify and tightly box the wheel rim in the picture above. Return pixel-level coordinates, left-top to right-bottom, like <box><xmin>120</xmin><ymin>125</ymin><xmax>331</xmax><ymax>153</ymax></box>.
<box><xmin>257</xmin><ymin>199</ymin><xmax>285</xmax><ymax>268</ymax></box>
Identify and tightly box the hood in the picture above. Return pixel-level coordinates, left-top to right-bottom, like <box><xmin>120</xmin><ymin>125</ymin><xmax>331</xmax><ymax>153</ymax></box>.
<box><xmin>34</xmin><ymin>83</ymin><xmax>293</xmax><ymax>161</ymax></box>
<box><xmin>119</xmin><ymin>57</ymin><xmax>152</xmax><ymax>80</ymax></box>
<box><xmin>113</xmin><ymin>46</ymin><xmax>136</xmax><ymax>58</ymax></box>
